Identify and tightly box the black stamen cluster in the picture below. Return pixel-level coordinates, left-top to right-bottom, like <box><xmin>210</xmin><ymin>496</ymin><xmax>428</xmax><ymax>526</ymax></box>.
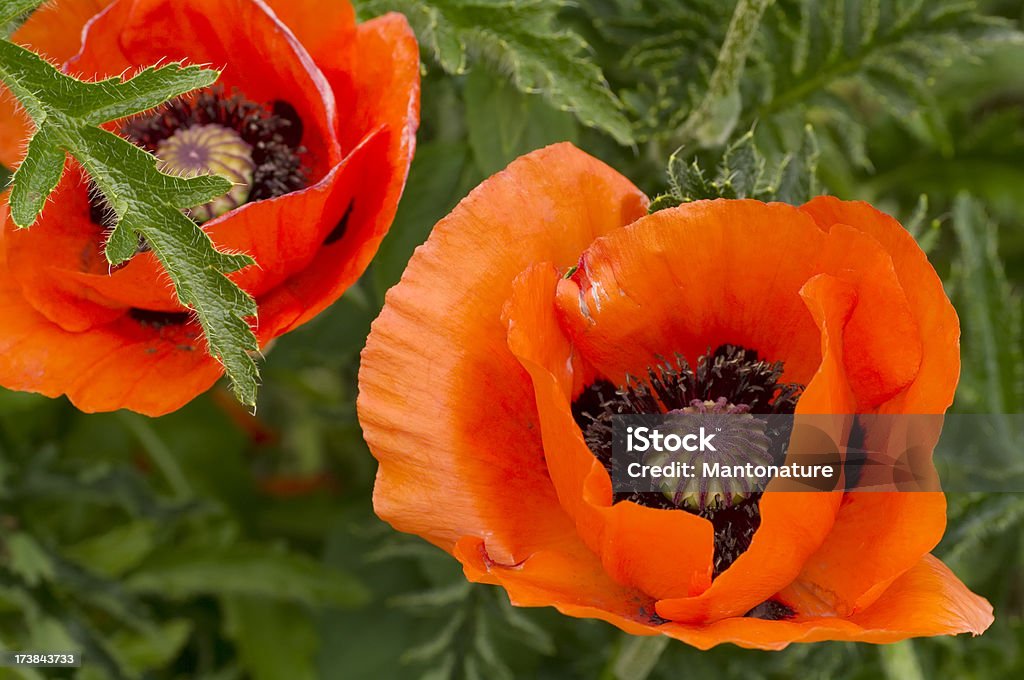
<box><xmin>571</xmin><ymin>344</ymin><xmax>805</xmax><ymax>580</ymax></box>
<box><xmin>121</xmin><ymin>87</ymin><xmax>306</xmax><ymax>202</ymax></box>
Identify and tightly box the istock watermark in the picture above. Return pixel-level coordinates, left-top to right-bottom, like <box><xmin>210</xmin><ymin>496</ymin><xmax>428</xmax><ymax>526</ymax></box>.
<box><xmin>609</xmin><ymin>413</ymin><xmax>1024</xmax><ymax>510</ymax></box>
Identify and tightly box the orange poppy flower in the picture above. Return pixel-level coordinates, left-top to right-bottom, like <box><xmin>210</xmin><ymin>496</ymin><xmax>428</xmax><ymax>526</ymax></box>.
<box><xmin>358</xmin><ymin>143</ymin><xmax>993</xmax><ymax>649</ymax></box>
<box><xmin>0</xmin><ymin>0</ymin><xmax>419</xmax><ymax>415</ymax></box>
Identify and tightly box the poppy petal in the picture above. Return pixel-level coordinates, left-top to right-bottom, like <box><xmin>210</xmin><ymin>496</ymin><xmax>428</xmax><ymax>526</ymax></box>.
<box><xmin>260</xmin><ymin>0</ymin><xmax>357</xmax><ymax>87</ymax></box>
<box><xmin>455</xmin><ymin>535</ymin><xmax>666</xmax><ymax>637</ymax></box>
<box><xmin>800</xmin><ymin>196</ymin><xmax>960</xmax><ymax>414</ymax></box>
<box><xmin>773</xmin><ymin>209</ymin><xmax>953</xmax><ymax>620</ymax></box>
<box><xmin>552</xmin><ymin>200</ymin><xmax>830</xmax><ymax>388</ymax></box>
<box><xmin>4</xmin><ymin>167</ymin><xmax>129</xmax><ymax>331</ymax></box>
<box><xmin>359</xmin><ymin>143</ymin><xmax>648</xmax><ymax>564</ymax></box>
<box><xmin>503</xmin><ymin>263</ymin><xmax>715</xmax><ymax>600</ymax></box>
<box><xmin>778</xmin><ymin>491</ymin><xmax>947</xmax><ymax>618</ymax></box>
<box><xmin>0</xmin><ymin>266</ymin><xmax>219</xmax><ymax>416</ymax></box>
<box><xmin>257</xmin><ymin>12</ymin><xmax>421</xmax><ymax>337</ymax></box>
<box><xmin>655</xmin><ymin>554</ymin><xmax>991</xmax><ymax>650</ymax></box>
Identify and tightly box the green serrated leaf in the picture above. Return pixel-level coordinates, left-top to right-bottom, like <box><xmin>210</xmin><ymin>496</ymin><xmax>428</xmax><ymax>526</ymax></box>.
<box><xmin>104</xmin><ymin>220</ymin><xmax>139</xmax><ymax>267</ymax></box>
<box><xmin>646</xmin><ymin>193</ymin><xmax>682</xmax><ymax>213</ymax></box>
<box><xmin>0</xmin><ymin>0</ymin><xmax>41</xmax><ymax>36</ymax></box>
<box><xmin>773</xmin><ymin>125</ymin><xmax>820</xmax><ymax>204</ymax></box>
<box><xmin>665</xmin><ymin>147</ymin><xmax>714</xmax><ymax>203</ymax></box>
<box><xmin>745</xmin><ymin>0</ymin><xmax>1022</xmax><ymax>168</ymax></box>
<box><xmin>362</xmin><ymin>0</ymin><xmax>633</xmax><ymax>144</ymax></box>
<box><xmin>656</xmin><ymin>125</ymin><xmax>819</xmax><ymax>208</ymax></box>
<box><xmin>8</xmin><ymin>124</ymin><xmax>64</xmax><ymax>226</ymax></box>
<box><xmin>0</xmin><ymin>39</ymin><xmax>262</xmax><ymax>406</ymax></box>
<box><xmin>951</xmin><ymin>194</ymin><xmax>1024</xmax><ymax>413</ymax></box>
<box><xmin>718</xmin><ymin>129</ymin><xmax>762</xmax><ymax>198</ymax></box>
<box><xmin>75</xmin><ymin>65</ymin><xmax>221</xmax><ymax>125</ymax></box>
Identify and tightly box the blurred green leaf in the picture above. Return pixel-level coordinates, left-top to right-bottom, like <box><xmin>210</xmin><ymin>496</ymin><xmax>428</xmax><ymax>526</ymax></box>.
<box><xmin>223</xmin><ymin>597</ymin><xmax>318</xmax><ymax>680</ymax></box>
<box><xmin>358</xmin><ymin>0</ymin><xmax>634</xmax><ymax>144</ymax></box>
<box><xmin>65</xmin><ymin>521</ymin><xmax>156</xmax><ymax>579</ymax></box>
<box><xmin>125</xmin><ymin>543</ymin><xmax>369</xmax><ymax>607</ymax></box>
<box><xmin>109</xmin><ymin>619</ymin><xmax>191</xmax><ymax>676</ymax></box>
<box><xmin>748</xmin><ymin>0</ymin><xmax>1022</xmax><ymax>164</ymax></box>
<box><xmin>952</xmin><ymin>194</ymin><xmax>1024</xmax><ymax>413</ymax></box>
<box><xmin>611</xmin><ymin>635</ymin><xmax>670</xmax><ymax>680</ymax></box>
<box><xmin>4</xmin><ymin>534</ymin><xmax>53</xmax><ymax>587</ymax></box>
<box><xmin>879</xmin><ymin>641</ymin><xmax>925</xmax><ymax>680</ymax></box>
<box><xmin>464</xmin><ymin>66</ymin><xmax>577</xmax><ymax>176</ymax></box>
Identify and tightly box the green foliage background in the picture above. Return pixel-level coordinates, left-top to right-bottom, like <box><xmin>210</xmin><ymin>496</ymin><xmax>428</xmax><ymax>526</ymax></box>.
<box><xmin>1</xmin><ymin>0</ymin><xmax>1023</xmax><ymax>678</ymax></box>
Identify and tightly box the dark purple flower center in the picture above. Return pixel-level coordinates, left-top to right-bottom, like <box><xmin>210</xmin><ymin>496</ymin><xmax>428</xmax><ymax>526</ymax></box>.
<box><xmin>572</xmin><ymin>344</ymin><xmax>803</xmax><ymax>578</ymax></box>
<box><xmin>89</xmin><ymin>87</ymin><xmax>307</xmax><ymax>229</ymax></box>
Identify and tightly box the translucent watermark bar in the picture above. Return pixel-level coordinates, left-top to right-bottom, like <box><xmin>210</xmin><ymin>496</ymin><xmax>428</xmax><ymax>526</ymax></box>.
<box><xmin>610</xmin><ymin>414</ymin><xmax>1024</xmax><ymax>505</ymax></box>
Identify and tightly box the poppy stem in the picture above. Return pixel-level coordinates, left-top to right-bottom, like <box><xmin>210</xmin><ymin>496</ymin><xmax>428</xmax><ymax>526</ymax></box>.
<box><xmin>878</xmin><ymin>641</ymin><xmax>925</xmax><ymax>680</ymax></box>
<box><xmin>674</xmin><ymin>0</ymin><xmax>774</xmax><ymax>149</ymax></box>
<box><xmin>118</xmin><ymin>412</ymin><xmax>192</xmax><ymax>500</ymax></box>
<box><xmin>606</xmin><ymin>634</ymin><xmax>670</xmax><ymax>680</ymax></box>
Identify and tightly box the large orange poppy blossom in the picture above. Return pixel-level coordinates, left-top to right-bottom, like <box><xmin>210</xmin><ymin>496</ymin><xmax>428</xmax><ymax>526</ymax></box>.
<box><xmin>358</xmin><ymin>143</ymin><xmax>993</xmax><ymax>649</ymax></box>
<box><xmin>0</xmin><ymin>0</ymin><xmax>419</xmax><ymax>415</ymax></box>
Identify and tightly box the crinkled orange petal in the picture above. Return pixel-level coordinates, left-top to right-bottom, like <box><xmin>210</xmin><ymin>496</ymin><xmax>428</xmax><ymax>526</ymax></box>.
<box><xmin>455</xmin><ymin>535</ymin><xmax>664</xmax><ymax>636</ymax></box>
<box><xmin>257</xmin><ymin>13</ymin><xmax>420</xmax><ymax>337</ymax></box>
<box><xmin>774</xmin><ymin>201</ymin><xmax>957</xmax><ymax>619</ymax></box>
<box><xmin>4</xmin><ymin>167</ymin><xmax>127</xmax><ymax>331</ymax></box>
<box><xmin>800</xmin><ymin>196</ymin><xmax>960</xmax><ymax>414</ymax></box>
<box><xmin>459</xmin><ymin>529</ymin><xmax>990</xmax><ymax>651</ymax></box>
<box><xmin>503</xmin><ymin>263</ymin><xmax>714</xmax><ymax>600</ymax></box>
<box><xmin>0</xmin><ymin>261</ymin><xmax>219</xmax><ymax>416</ymax></box>
<box><xmin>360</xmin><ymin>143</ymin><xmax>648</xmax><ymax>564</ymax></box>
<box><xmin>779</xmin><ymin>491</ymin><xmax>947</xmax><ymax>618</ymax></box>
<box><xmin>553</xmin><ymin>200</ymin><xmax>829</xmax><ymax>387</ymax></box>
<box><xmin>0</xmin><ymin>0</ymin><xmax>112</xmax><ymax>167</ymax></box>
<box><xmin>656</xmin><ymin>554</ymin><xmax>992</xmax><ymax>650</ymax></box>
<box><xmin>47</xmin><ymin>0</ymin><xmax>343</xmax><ymax>309</ymax></box>
<box><xmin>0</xmin><ymin>199</ymin><xmax>215</xmax><ymax>415</ymax></box>
<box><xmin>555</xmin><ymin>203</ymin><xmax>921</xmax><ymax>410</ymax></box>
<box><xmin>553</xmin><ymin>203</ymin><xmax>927</xmax><ymax>619</ymax></box>
<box><xmin>260</xmin><ymin>0</ymin><xmax>357</xmax><ymax>85</ymax></box>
